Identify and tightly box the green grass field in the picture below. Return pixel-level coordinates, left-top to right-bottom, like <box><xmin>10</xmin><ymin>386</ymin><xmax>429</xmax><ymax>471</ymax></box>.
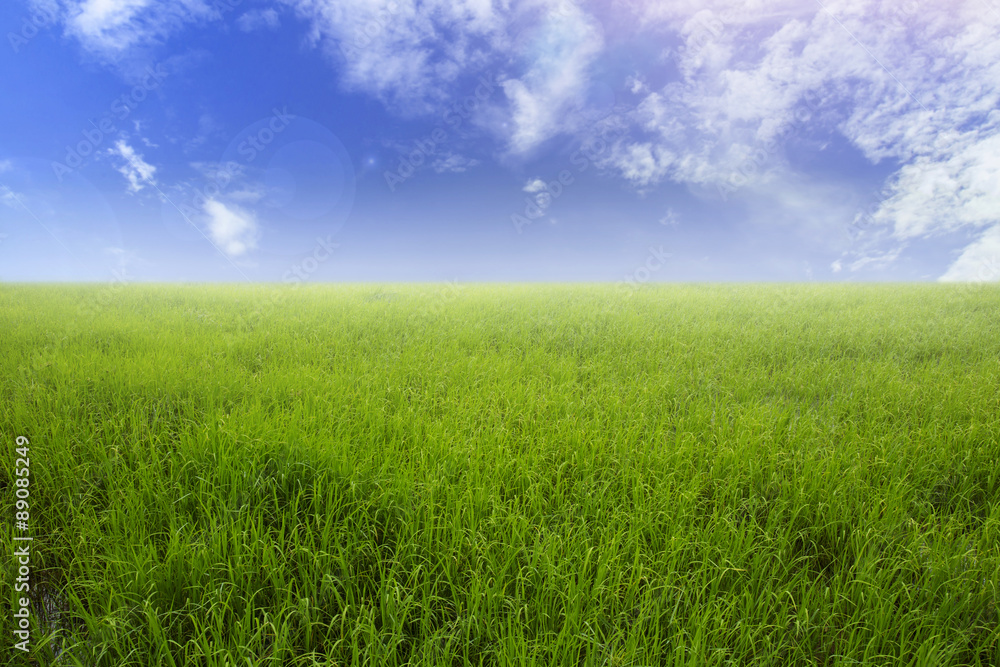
<box><xmin>2</xmin><ymin>283</ymin><xmax>999</xmax><ymax>666</ymax></box>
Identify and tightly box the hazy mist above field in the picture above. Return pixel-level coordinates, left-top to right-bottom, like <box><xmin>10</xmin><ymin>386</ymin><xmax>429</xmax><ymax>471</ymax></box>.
<box><xmin>1</xmin><ymin>0</ymin><xmax>998</xmax><ymax>282</ymax></box>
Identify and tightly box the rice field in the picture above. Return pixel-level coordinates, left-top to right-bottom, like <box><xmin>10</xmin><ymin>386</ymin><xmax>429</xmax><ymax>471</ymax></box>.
<box><xmin>2</xmin><ymin>283</ymin><xmax>999</xmax><ymax>666</ymax></box>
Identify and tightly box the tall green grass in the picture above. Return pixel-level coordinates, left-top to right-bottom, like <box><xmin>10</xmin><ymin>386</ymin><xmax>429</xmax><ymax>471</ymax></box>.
<box><xmin>1</xmin><ymin>283</ymin><xmax>998</xmax><ymax>666</ymax></box>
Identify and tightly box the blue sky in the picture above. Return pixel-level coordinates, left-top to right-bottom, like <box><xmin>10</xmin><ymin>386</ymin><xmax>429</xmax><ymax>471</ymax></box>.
<box><xmin>1</xmin><ymin>0</ymin><xmax>998</xmax><ymax>283</ymax></box>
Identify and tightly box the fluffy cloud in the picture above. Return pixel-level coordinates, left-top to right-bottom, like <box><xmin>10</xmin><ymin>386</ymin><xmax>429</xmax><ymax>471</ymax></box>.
<box><xmin>109</xmin><ymin>140</ymin><xmax>156</xmax><ymax>193</ymax></box>
<box><xmin>522</xmin><ymin>177</ymin><xmax>558</xmax><ymax>210</ymax></box>
<box><xmin>939</xmin><ymin>224</ymin><xmax>1000</xmax><ymax>283</ymax></box>
<box><xmin>68</xmin><ymin>0</ymin><xmax>151</xmax><ymax>49</ymax></box>
<box><xmin>847</xmin><ymin>247</ymin><xmax>903</xmax><ymax>273</ymax></box>
<box><xmin>282</xmin><ymin>0</ymin><xmax>508</xmax><ymax>113</ymax></box>
<box><xmin>600</xmin><ymin>0</ymin><xmax>1000</xmax><ymax>278</ymax></box>
<box><xmin>607</xmin><ymin>142</ymin><xmax>673</xmax><ymax>188</ymax></box>
<box><xmin>865</xmin><ymin>122</ymin><xmax>1000</xmax><ymax>239</ymax></box>
<box><xmin>522</xmin><ymin>178</ymin><xmax>546</xmax><ymax>193</ymax></box>
<box><xmin>203</xmin><ymin>199</ymin><xmax>258</xmax><ymax>256</ymax></box>
<box><xmin>283</xmin><ymin>0</ymin><xmax>606</xmax><ymax>152</ymax></box>
<box><xmin>500</xmin><ymin>2</ymin><xmax>604</xmax><ymax>153</ymax></box>
<box><xmin>624</xmin><ymin>1</ymin><xmax>997</xmax><ymax>170</ymax></box>
<box><xmin>51</xmin><ymin>0</ymin><xmax>220</xmax><ymax>54</ymax></box>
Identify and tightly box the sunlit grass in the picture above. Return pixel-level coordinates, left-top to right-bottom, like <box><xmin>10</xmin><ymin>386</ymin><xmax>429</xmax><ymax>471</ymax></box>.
<box><xmin>2</xmin><ymin>283</ymin><xmax>999</xmax><ymax>665</ymax></box>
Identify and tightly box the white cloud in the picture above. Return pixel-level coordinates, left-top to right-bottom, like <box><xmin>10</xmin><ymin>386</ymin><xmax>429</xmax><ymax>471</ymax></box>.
<box><xmin>626</xmin><ymin>74</ymin><xmax>648</xmax><ymax>95</ymax></box>
<box><xmin>283</xmin><ymin>0</ymin><xmax>607</xmax><ymax>151</ymax></box>
<box><xmin>282</xmin><ymin>0</ymin><xmax>509</xmax><ymax>113</ymax></box>
<box><xmin>595</xmin><ymin>0</ymin><xmax>1000</xmax><ymax>275</ymax></box>
<box><xmin>109</xmin><ymin>139</ymin><xmax>156</xmax><ymax>193</ymax></box>
<box><xmin>39</xmin><ymin>0</ymin><xmax>1000</xmax><ymax>279</ymax></box>
<box><xmin>203</xmin><ymin>199</ymin><xmax>258</xmax><ymax>257</ymax></box>
<box><xmin>236</xmin><ymin>8</ymin><xmax>279</xmax><ymax>32</ymax></box>
<box><xmin>831</xmin><ymin>259</ymin><xmax>842</xmax><ymax>273</ymax></box>
<box><xmin>939</xmin><ymin>224</ymin><xmax>1000</xmax><ymax>282</ymax></box>
<box><xmin>606</xmin><ymin>142</ymin><xmax>673</xmax><ymax>188</ymax></box>
<box><xmin>634</xmin><ymin>0</ymin><xmax>807</xmax><ymax>28</ymax></box>
<box><xmin>659</xmin><ymin>208</ymin><xmax>679</xmax><ymax>227</ymax></box>
<box><xmin>866</xmin><ymin>124</ymin><xmax>1000</xmax><ymax>239</ymax></box>
<box><xmin>432</xmin><ymin>153</ymin><xmax>479</xmax><ymax>173</ymax></box>
<box><xmin>521</xmin><ymin>178</ymin><xmax>554</xmax><ymax>210</ymax></box>
<box><xmin>55</xmin><ymin>0</ymin><xmax>219</xmax><ymax>54</ymax></box>
<box><xmin>522</xmin><ymin>178</ymin><xmax>547</xmax><ymax>193</ymax></box>
<box><xmin>848</xmin><ymin>247</ymin><xmax>903</xmax><ymax>273</ymax></box>
<box><xmin>68</xmin><ymin>0</ymin><xmax>151</xmax><ymax>49</ymax></box>
<box><xmin>608</xmin><ymin>1</ymin><xmax>1000</xmax><ymax>187</ymax></box>
<box><xmin>501</xmin><ymin>3</ymin><xmax>605</xmax><ymax>153</ymax></box>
